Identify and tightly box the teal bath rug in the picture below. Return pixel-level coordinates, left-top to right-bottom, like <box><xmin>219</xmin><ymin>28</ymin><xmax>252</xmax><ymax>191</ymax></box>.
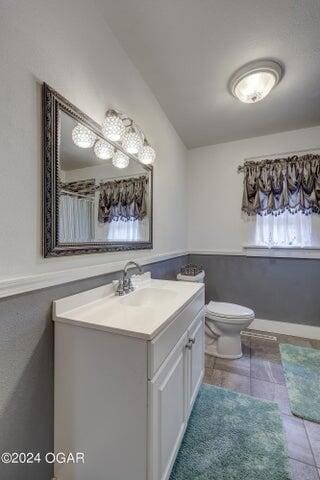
<box><xmin>280</xmin><ymin>343</ymin><xmax>320</xmax><ymax>423</ymax></box>
<box><xmin>170</xmin><ymin>384</ymin><xmax>290</xmax><ymax>480</ymax></box>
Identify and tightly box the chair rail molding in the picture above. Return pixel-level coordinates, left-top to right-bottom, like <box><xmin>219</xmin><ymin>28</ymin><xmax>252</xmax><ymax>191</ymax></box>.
<box><xmin>0</xmin><ymin>250</ymin><xmax>188</xmax><ymax>299</ymax></box>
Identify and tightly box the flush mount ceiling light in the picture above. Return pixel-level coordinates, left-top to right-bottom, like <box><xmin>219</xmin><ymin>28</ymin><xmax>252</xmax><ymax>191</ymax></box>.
<box><xmin>229</xmin><ymin>60</ymin><xmax>283</xmax><ymax>104</ymax></box>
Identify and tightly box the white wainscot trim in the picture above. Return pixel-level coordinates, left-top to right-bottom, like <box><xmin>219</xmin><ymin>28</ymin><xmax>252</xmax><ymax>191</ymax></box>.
<box><xmin>0</xmin><ymin>250</ymin><xmax>188</xmax><ymax>299</ymax></box>
<box><xmin>250</xmin><ymin>318</ymin><xmax>320</xmax><ymax>340</ymax></box>
<box><xmin>190</xmin><ymin>247</ymin><xmax>320</xmax><ymax>259</ymax></box>
<box><xmin>190</xmin><ymin>249</ymin><xmax>244</xmax><ymax>256</ymax></box>
<box><xmin>243</xmin><ymin>245</ymin><xmax>320</xmax><ymax>259</ymax></box>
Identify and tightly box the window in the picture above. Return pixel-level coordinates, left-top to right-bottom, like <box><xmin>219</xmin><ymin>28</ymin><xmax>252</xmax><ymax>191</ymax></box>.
<box><xmin>239</xmin><ymin>152</ymin><xmax>320</xmax><ymax>250</ymax></box>
<box><xmin>245</xmin><ymin>211</ymin><xmax>320</xmax><ymax>248</ymax></box>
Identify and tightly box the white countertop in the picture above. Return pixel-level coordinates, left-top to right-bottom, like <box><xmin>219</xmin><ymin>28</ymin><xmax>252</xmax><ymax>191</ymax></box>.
<box><xmin>53</xmin><ymin>277</ymin><xmax>204</xmax><ymax>340</ymax></box>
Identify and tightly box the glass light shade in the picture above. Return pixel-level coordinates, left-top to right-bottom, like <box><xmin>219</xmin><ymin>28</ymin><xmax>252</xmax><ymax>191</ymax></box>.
<box><xmin>72</xmin><ymin>123</ymin><xmax>96</xmax><ymax>148</ymax></box>
<box><xmin>94</xmin><ymin>139</ymin><xmax>115</xmax><ymax>160</ymax></box>
<box><xmin>102</xmin><ymin>113</ymin><xmax>125</xmax><ymax>141</ymax></box>
<box><xmin>121</xmin><ymin>128</ymin><xmax>143</xmax><ymax>154</ymax></box>
<box><xmin>234</xmin><ymin>71</ymin><xmax>276</xmax><ymax>103</ymax></box>
<box><xmin>138</xmin><ymin>145</ymin><xmax>156</xmax><ymax>165</ymax></box>
<box><xmin>112</xmin><ymin>150</ymin><xmax>129</xmax><ymax>169</ymax></box>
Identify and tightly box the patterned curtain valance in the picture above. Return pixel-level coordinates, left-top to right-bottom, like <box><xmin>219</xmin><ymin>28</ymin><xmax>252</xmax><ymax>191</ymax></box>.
<box><xmin>61</xmin><ymin>179</ymin><xmax>96</xmax><ymax>196</ymax></box>
<box><xmin>98</xmin><ymin>176</ymin><xmax>148</xmax><ymax>223</ymax></box>
<box><xmin>240</xmin><ymin>154</ymin><xmax>320</xmax><ymax>216</ymax></box>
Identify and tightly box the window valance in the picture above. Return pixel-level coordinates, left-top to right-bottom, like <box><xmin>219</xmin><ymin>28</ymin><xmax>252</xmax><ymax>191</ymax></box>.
<box><xmin>98</xmin><ymin>176</ymin><xmax>148</xmax><ymax>223</ymax></box>
<box><xmin>240</xmin><ymin>154</ymin><xmax>320</xmax><ymax>216</ymax></box>
<box><xmin>61</xmin><ymin>179</ymin><xmax>96</xmax><ymax>196</ymax></box>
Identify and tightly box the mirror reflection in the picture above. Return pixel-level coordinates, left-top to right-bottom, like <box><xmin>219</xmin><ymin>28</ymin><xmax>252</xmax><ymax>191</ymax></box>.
<box><xmin>58</xmin><ymin>111</ymin><xmax>151</xmax><ymax>244</ymax></box>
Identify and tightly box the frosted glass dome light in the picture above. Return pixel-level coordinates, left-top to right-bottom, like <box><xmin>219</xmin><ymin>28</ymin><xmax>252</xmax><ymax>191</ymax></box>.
<box><xmin>121</xmin><ymin>127</ymin><xmax>143</xmax><ymax>155</ymax></box>
<box><xmin>72</xmin><ymin>123</ymin><xmax>96</xmax><ymax>148</ymax></box>
<box><xmin>230</xmin><ymin>60</ymin><xmax>283</xmax><ymax>104</ymax></box>
<box><xmin>138</xmin><ymin>143</ymin><xmax>156</xmax><ymax>165</ymax></box>
<box><xmin>94</xmin><ymin>139</ymin><xmax>115</xmax><ymax>160</ymax></box>
<box><xmin>112</xmin><ymin>150</ymin><xmax>129</xmax><ymax>169</ymax></box>
<box><xmin>102</xmin><ymin>110</ymin><xmax>125</xmax><ymax>141</ymax></box>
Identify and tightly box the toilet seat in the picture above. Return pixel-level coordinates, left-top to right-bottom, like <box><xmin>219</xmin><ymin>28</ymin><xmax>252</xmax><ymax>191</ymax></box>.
<box><xmin>206</xmin><ymin>301</ymin><xmax>254</xmax><ymax>322</ymax></box>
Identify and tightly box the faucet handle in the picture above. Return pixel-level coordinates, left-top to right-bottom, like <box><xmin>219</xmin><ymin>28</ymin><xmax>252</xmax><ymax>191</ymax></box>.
<box><xmin>123</xmin><ymin>276</ymin><xmax>135</xmax><ymax>293</ymax></box>
<box><xmin>115</xmin><ymin>278</ymin><xmax>125</xmax><ymax>296</ymax></box>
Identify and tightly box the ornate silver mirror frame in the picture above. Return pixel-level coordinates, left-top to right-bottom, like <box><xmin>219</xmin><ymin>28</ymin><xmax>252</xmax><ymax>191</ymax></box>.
<box><xmin>43</xmin><ymin>83</ymin><xmax>153</xmax><ymax>257</ymax></box>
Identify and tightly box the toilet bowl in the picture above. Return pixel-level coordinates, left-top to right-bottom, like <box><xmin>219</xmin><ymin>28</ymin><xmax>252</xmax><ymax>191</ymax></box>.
<box><xmin>205</xmin><ymin>301</ymin><xmax>255</xmax><ymax>359</ymax></box>
<box><xmin>176</xmin><ymin>269</ymin><xmax>255</xmax><ymax>360</ymax></box>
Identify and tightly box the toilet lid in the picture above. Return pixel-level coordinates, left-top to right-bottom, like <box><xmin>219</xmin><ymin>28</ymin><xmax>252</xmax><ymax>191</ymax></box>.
<box><xmin>207</xmin><ymin>301</ymin><xmax>254</xmax><ymax>320</ymax></box>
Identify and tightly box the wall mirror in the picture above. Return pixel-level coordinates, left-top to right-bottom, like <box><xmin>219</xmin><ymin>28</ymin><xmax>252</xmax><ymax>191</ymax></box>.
<box><xmin>43</xmin><ymin>84</ymin><xmax>153</xmax><ymax>256</ymax></box>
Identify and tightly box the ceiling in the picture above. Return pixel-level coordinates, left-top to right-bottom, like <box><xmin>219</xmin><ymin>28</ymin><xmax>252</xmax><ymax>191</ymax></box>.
<box><xmin>97</xmin><ymin>0</ymin><xmax>320</xmax><ymax>148</ymax></box>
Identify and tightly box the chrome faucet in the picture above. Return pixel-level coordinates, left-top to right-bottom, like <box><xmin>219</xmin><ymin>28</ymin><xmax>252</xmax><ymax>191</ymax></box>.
<box><xmin>116</xmin><ymin>261</ymin><xmax>143</xmax><ymax>296</ymax></box>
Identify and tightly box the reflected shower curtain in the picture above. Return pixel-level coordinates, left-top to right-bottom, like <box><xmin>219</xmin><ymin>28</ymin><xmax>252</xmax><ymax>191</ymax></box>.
<box><xmin>59</xmin><ymin>195</ymin><xmax>94</xmax><ymax>243</ymax></box>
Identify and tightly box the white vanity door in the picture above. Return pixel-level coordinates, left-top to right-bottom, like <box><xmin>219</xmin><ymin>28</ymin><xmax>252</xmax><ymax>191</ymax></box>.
<box><xmin>187</xmin><ymin>310</ymin><xmax>205</xmax><ymax>412</ymax></box>
<box><xmin>148</xmin><ymin>332</ymin><xmax>189</xmax><ymax>480</ymax></box>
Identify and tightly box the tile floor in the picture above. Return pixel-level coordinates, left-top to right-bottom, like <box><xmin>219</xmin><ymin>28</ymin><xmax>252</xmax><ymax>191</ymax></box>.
<box><xmin>203</xmin><ymin>330</ymin><xmax>320</xmax><ymax>480</ymax></box>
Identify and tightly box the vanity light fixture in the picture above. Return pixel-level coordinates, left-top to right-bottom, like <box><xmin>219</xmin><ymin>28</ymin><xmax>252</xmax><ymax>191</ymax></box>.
<box><xmin>72</xmin><ymin>123</ymin><xmax>96</xmax><ymax>148</ymax></box>
<box><xmin>112</xmin><ymin>150</ymin><xmax>130</xmax><ymax>169</ymax></box>
<box><xmin>229</xmin><ymin>60</ymin><xmax>283</xmax><ymax>104</ymax></box>
<box><xmin>122</xmin><ymin>126</ymin><xmax>143</xmax><ymax>155</ymax></box>
<box><xmin>101</xmin><ymin>108</ymin><xmax>156</xmax><ymax>164</ymax></box>
<box><xmin>72</xmin><ymin>107</ymin><xmax>156</xmax><ymax>165</ymax></box>
<box><xmin>102</xmin><ymin>109</ymin><xmax>126</xmax><ymax>141</ymax></box>
<box><xmin>94</xmin><ymin>139</ymin><xmax>115</xmax><ymax>160</ymax></box>
<box><xmin>138</xmin><ymin>140</ymin><xmax>156</xmax><ymax>165</ymax></box>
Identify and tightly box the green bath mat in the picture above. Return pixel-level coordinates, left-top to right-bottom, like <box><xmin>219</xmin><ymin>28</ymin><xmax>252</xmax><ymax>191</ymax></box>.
<box><xmin>280</xmin><ymin>343</ymin><xmax>320</xmax><ymax>423</ymax></box>
<box><xmin>170</xmin><ymin>384</ymin><xmax>290</xmax><ymax>480</ymax></box>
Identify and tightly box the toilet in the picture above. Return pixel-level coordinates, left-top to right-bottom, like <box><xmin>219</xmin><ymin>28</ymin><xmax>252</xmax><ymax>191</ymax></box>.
<box><xmin>205</xmin><ymin>301</ymin><xmax>254</xmax><ymax>359</ymax></box>
<box><xmin>177</xmin><ymin>269</ymin><xmax>255</xmax><ymax>359</ymax></box>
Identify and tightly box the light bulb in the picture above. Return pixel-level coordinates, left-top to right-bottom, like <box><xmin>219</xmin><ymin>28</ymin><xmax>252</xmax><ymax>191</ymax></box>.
<box><xmin>138</xmin><ymin>144</ymin><xmax>156</xmax><ymax>165</ymax></box>
<box><xmin>122</xmin><ymin>127</ymin><xmax>143</xmax><ymax>154</ymax></box>
<box><xmin>230</xmin><ymin>60</ymin><xmax>283</xmax><ymax>104</ymax></box>
<box><xmin>72</xmin><ymin>123</ymin><xmax>96</xmax><ymax>148</ymax></box>
<box><xmin>234</xmin><ymin>71</ymin><xmax>276</xmax><ymax>103</ymax></box>
<box><xmin>102</xmin><ymin>110</ymin><xmax>125</xmax><ymax>141</ymax></box>
<box><xmin>112</xmin><ymin>151</ymin><xmax>129</xmax><ymax>169</ymax></box>
<box><xmin>94</xmin><ymin>139</ymin><xmax>115</xmax><ymax>160</ymax></box>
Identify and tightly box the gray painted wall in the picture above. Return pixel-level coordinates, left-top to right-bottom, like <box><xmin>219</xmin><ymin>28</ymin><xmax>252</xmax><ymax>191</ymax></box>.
<box><xmin>190</xmin><ymin>254</ymin><xmax>320</xmax><ymax>327</ymax></box>
<box><xmin>0</xmin><ymin>255</ymin><xmax>187</xmax><ymax>480</ymax></box>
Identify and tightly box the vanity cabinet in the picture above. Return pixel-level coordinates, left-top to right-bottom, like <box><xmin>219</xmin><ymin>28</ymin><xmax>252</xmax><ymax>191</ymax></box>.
<box><xmin>148</xmin><ymin>311</ymin><xmax>204</xmax><ymax>480</ymax></box>
<box><xmin>54</xmin><ymin>281</ymin><xmax>204</xmax><ymax>480</ymax></box>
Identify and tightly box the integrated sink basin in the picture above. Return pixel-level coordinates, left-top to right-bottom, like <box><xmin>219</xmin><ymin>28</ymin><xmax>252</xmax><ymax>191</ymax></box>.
<box><xmin>53</xmin><ymin>275</ymin><xmax>204</xmax><ymax>340</ymax></box>
<box><xmin>120</xmin><ymin>287</ymin><xmax>177</xmax><ymax>307</ymax></box>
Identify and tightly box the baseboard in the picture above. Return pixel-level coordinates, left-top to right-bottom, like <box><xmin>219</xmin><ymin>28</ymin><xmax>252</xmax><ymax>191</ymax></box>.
<box><xmin>250</xmin><ymin>318</ymin><xmax>320</xmax><ymax>340</ymax></box>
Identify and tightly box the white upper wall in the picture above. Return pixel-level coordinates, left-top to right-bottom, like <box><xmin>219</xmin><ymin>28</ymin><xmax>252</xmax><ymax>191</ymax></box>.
<box><xmin>187</xmin><ymin>125</ymin><xmax>320</xmax><ymax>253</ymax></box>
<box><xmin>0</xmin><ymin>0</ymin><xmax>187</xmax><ymax>283</ymax></box>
